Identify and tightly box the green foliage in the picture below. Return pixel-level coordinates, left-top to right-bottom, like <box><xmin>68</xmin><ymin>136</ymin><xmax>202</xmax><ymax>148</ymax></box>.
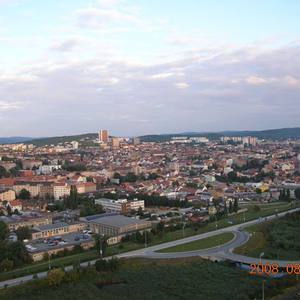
<box><xmin>253</xmin><ymin>205</ymin><xmax>261</xmax><ymax>212</ymax></box>
<box><xmin>19</xmin><ymin>189</ymin><xmax>31</xmax><ymax>200</ymax></box>
<box><xmin>128</xmin><ymin>193</ymin><xmax>189</xmax><ymax>208</ymax></box>
<box><xmin>16</xmin><ymin>226</ymin><xmax>31</xmax><ymax>241</ymax></box>
<box><xmin>47</xmin><ymin>268</ymin><xmax>65</xmax><ymax>286</ymax></box>
<box><xmin>0</xmin><ymin>166</ymin><xmax>9</xmax><ymax>178</ymax></box>
<box><xmin>79</xmin><ymin>199</ymin><xmax>104</xmax><ymax>217</ymax></box>
<box><xmin>1</xmin><ymin>258</ymin><xmax>298</xmax><ymax>300</ymax></box>
<box><xmin>0</xmin><ymin>259</ymin><xmax>14</xmax><ymax>271</ymax></box>
<box><xmin>62</xmin><ymin>162</ymin><xmax>87</xmax><ymax>172</ymax></box>
<box><xmin>94</xmin><ymin>234</ymin><xmax>108</xmax><ymax>257</ymax></box>
<box><xmin>95</xmin><ymin>257</ymin><xmax>120</xmax><ymax>272</ymax></box>
<box><xmin>0</xmin><ymin>221</ymin><xmax>9</xmax><ymax>240</ymax></box>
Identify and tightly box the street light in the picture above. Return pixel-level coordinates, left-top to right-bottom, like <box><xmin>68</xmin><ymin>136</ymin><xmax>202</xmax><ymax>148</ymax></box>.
<box><xmin>144</xmin><ymin>230</ymin><xmax>147</xmax><ymax>248</ymax></box>
<box><xmin>48</xmin><ymin>253</ymin><xmax>51</xmax><ymax>270</ymax></box>
<box><xmin>98</xmin><ymin>234</ymin><xmax>103</xmax><ymax>258</ymax></box>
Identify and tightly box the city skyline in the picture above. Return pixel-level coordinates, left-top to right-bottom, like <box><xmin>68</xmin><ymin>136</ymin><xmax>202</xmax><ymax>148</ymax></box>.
<box><xmin>0</xmin><ymin>0</ymin><xmax>300</xmax><ymax>137</ymax></box>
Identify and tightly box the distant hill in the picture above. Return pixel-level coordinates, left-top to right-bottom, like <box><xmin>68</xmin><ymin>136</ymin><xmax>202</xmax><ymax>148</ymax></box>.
<box><xmin>139</xmin><ymin>127</ymin><xmax>300</xmax><ymax>142</ymax></box>
<box><xmin>1</xmin><ymin>127</ymin><xmax>299</xmax><ymax>146</ymax></box>
<box><xmin>25</xmin><ymin>133</ymin><xmax>98</xmax><ymax>146</ymax></box>
<box><xmin>0</xmin><ymin>137</ymin><xmax>33</xmax><ymax>144</ymax></box>
<box><xmin>220</xmin><ymin>127</ymin><xmax>300</xmax><ymax>140</ymax></box>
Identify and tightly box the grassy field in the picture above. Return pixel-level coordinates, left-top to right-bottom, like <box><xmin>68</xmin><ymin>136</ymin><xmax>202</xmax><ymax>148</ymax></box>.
<box><xmin>0</xmin><ymin>201</ymin><xmax>298</xmax><ymax>282</ymax></box>
<box><xmin>234</xmin><ymin>210</ymin><xmax>300</xmax><ymax>260</ymax></box>
<box><xmin>1</xmin><ymin>257</ymin><xmax>297</xmax><ymax>300</ymax></box>
<box><xmin>157</xmin><ymin>232</ymin><xmax>234</xmax><ymax>253</ymax></box>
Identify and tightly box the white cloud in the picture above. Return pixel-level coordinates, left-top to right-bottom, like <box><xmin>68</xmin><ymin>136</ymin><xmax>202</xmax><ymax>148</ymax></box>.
<box><xmin>76</xmin><ymin>7</ymin><xmax>140</xmax><ymax>28</ymax></box>
<box><xmin>175</xmin><ymin>82</ymin><xmax>189</xmax><ymax>89</ymax></box>
<box><xmin>245</xmin><ymin>76</ymin><xmax>268</xmax><ymax>85</ymax></box>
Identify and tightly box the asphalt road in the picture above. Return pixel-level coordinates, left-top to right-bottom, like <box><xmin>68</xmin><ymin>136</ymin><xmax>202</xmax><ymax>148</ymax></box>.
<box><xmin>1</xmin><ymin>207</ymin><xmax>299</xmax><ymax>289</ymax></box>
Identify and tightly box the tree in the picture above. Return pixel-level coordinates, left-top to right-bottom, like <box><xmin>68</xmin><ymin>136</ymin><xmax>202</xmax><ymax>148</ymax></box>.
<box><xmin>19</xmin><ymin>189</ymin><xmax>30</xmax><ymax>200</ymax></box>
<box><xmin>253</xmin><ymin>205</ymin><xmax>261</xmax><ymax>212</ymax></box>
<box><xmin>0</xmin><ymin>259</ymin><xmax>14</xmax><ymax>272</ymax></box>
<box><xmin>16</xmin><ymin>226</ymin><xmax>31</xmax><ymax>241</ymax></box>
<box><xmin>95</xmin><ymin>259</ymin><xmax>108</xmax><ymax>272</ymax></box>
<box><xmin>0</xmin><ymin>166</ymin><xmax>8</xmax><ymax>178</ymax></box>
<box><xmin>0</xmin><ymin>221</ymin><xmax>9</xmax><ymax>240</ymax></box>
<box><xmin>6</xmin><ymin>205</ymin><xmax>12</xmax><ymax>216</ymax></box>
<box><xmin>48</xmin><ymin>268</ymin><xmax>65</xmax><ymax>286</ymax></box>
<box><xmin>227</xmin><ymin>171</ymin><xmax>237</xmax><ymax>182</ymax></box>
<box><xmin>233</xmin><ymin>198</ymin><xmax>239</xmax><ymax>213</ymax></box>
<box><xmin>295</xmin><ymin>188</ymin><xmax>300</xmax><ymax>200</ymax></box>
<box><xmin>66</xmin><ymin>185</ymin><xmax>78</xmax><ymax>209</ymax></box>
<box><xmin>137</xmin><ymin>206</ymin><xmax>144</xmax><ymax>217</ymax></box>
<box><xmin>228</xmin><ymin>200</ymin><xmax>233</xmax><ymax>213</ymax></box>
<box><xmin>94</xmin><ymin>234</ymin><xmax>108</xmax><ymax>257</ymax></box>
<box><xmin>286</xmin><ymin>189</ymin><xmax>291</xmax><ymax>201</ymax></box>
<box><xmin>224</xmin><ymin>202</ymin><xmax>228</xmax><ymax>216</ymax></box>
<box><xmin>8</xmin><ymin>241</ymin><xmax>32</xmax><ymax>266</ymax></box>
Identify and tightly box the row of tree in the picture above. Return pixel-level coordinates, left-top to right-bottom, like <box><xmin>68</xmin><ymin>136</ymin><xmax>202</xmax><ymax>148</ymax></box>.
<box><xmin>0</xmin><ymin>221</ymin><xmax>31</xmax><ymax>271</ymax></box>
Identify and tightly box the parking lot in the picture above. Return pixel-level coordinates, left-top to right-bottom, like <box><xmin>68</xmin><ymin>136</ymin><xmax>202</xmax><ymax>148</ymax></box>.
<box><xmin>25</xmin><ymin>232</ymin><xmax>94</xmax><ymax>253</ymax></box>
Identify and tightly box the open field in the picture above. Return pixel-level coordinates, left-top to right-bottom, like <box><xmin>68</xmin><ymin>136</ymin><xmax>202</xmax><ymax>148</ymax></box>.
<box><xmin>1</xmin><ymin>257</ymin><xmax>298</xmax><ymax>300</ymax></box>
<box><xmin>157</xmin><ymin>232</ymin><xmax>234</xmax><ymax>253</ymax></box>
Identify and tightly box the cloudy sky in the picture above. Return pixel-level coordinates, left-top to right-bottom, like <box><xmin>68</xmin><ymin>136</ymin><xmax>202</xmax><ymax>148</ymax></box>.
<box><xmin>0</xmin><ymin>0</ymin><xmax>300</xmax><ymax>137</ymax></box>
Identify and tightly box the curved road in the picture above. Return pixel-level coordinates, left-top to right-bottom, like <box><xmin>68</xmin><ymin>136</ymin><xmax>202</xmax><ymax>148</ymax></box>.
<box><xmin>0</xmin><ymin>207</ymin><xmax>299</xmax><ymax>289</ymax></box>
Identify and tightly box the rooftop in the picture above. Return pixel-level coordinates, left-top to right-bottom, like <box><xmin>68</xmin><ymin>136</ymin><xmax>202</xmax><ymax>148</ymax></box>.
<box><xmin>89</xmin><ymin>215</ymin><xmax>149</xmax><ymax>228</ymax></box>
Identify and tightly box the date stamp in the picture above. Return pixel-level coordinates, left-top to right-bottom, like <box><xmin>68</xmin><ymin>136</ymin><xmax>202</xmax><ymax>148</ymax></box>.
<box><xmin>250</xmin><ymin>263</ymin><xmax>300</xmax><ymax>276</ymax></box>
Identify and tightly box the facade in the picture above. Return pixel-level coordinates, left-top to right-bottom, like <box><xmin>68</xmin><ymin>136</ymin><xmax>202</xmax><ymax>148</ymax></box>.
<box><xmin>0</xmin><ymin>189</ymin><xmax>16</xmax><ymax>202</ymax></box>
<box><xmin>31</xmin><ymin>222</ymin><xmax>84</xmax><ymax>240</ymax></box>
<box><xmin>0</xmin><ymin>213</ymin><xmax>52</xmax><ymax>231</ymax></box>
<box><xmin>13</xmin><ymin>183</ymin><xmax>40</xmax><ymax>198</ymax></box>
<box><xmin>53</xmin><ymin>183</ymin><xmax>70</xmax><ymax>200</ymax></box>
<box><xmin>76</xmin><ymin>182</ymin><xmax>97</xmax><ymax>194</ymax></box>
<box><xmin>95</xmin><ymin>198</ymin><xmax>127</xmax><ymax>213</ymax></box>
<box><xmin>99</xmin><ymin>130</ymin><xmax>109</xmax><ymax>143</ymax></box>
<box><xmin>94</xmin><ymin>198</ymin><xmax>144</xmax><ymax>214</ymax></box>
<box><xmin>128</xmin><ymin>199</ymin><xmax>145</xmax><ymax>211</ymax></box>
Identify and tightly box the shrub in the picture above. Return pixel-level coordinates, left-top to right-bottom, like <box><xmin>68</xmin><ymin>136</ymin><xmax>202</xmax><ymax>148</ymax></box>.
<box><xmin>47</xmin><ymin>268</ymin><xmax>65</xmax><ymax>287</ymax></box>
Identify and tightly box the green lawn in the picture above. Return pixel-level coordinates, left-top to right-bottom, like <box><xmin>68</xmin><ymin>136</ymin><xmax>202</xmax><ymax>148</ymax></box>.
<box><xmin>1</xmin><ymin>257</ymin><xmax>297</xmax><ymax>300</ymax></box>
<box><xmin>0</xmin><ymin>201</ymin><xmax>298</xmax><ymax>282</ymax></box>
<box><xmin>157</xmin><ymin>232</ymin><xmax>234</xmax><ymax>253</ymax></box>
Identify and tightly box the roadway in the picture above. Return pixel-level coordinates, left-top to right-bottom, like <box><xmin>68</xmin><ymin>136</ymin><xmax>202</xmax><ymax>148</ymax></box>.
<box><xmin>1</xmin><ymin>207</ymin><xmax>299</xmax><ymax>289</ymax></box>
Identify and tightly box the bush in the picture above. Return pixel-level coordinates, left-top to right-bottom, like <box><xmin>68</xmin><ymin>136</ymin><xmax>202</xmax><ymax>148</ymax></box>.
<box><xmin>0</xmin><ymin>259</ymin><xmax>14</xmax><ymax>272</ymax></box>
<box><xmin>47</xmin><ymin>268</ymin><xmax>65</xmax><ymax>286</ymax></box>
<box><xmin>95</xmin><ymin>259</ymin><xmax>108</xmax><ymax>272</ymax></box>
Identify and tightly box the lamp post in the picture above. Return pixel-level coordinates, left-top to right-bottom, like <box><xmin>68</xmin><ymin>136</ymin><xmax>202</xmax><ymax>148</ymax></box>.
<box><xmin>182</xmin><ymin>215</ymin><xmax>186</xmax><ymax>238</ymax></box>
<box><xmin>48</xmin><ymin>253</ymin><xmax>51</xmax><ymax>270</ymax></box>
<box><xmin>144</xmin><ymin>230</ymin><xmax>147</xmax><ymax>248</ymax></box>
<box><xmin>98</xmin><ymin>234</ymin><xmax>103</xmax><ymax>258</ymax></box>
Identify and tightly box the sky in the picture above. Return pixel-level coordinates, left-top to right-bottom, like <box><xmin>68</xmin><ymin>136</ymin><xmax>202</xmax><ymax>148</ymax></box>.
<box><xmin>0</xmin><ymin>0</ymin><xmax>300</xmax><ymax>137</ymax></box>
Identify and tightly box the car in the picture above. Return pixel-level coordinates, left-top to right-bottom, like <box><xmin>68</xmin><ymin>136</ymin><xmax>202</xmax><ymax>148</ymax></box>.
<box><xmin>48</xmin><ymin>243</ymin><xmax>56</xmax><ymax>246</ymax></box>
<box><xmin>74</xmin><ymin>236</ymin><xmax>80</xmax><ymax>241</ymax></box>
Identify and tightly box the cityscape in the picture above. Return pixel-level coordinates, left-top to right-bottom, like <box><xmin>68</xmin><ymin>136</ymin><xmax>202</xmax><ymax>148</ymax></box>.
<box><xmin>1</xmin><ymin>0</ymin><xmax>300</xmax><ymax>299</ymax></box>
<box><xmin>0</xmin><ymin>129</ymin><xmax>300</xmax><ymax>299</ymax></box>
